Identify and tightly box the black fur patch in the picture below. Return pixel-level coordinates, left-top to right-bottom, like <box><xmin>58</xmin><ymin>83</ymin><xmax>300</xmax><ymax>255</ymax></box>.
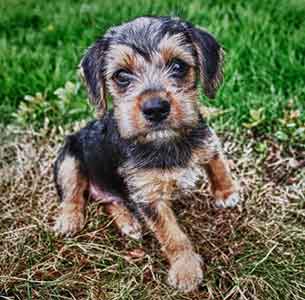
<box><xmin>126</xmin><ymin>123</ymin><xmax>210</xmax><ymax>169</ymax></box>
<box><xmin>186</xmin><ymin>25</ymin><xmax>222</xmax><ymax>81</ymax></box>
<box><xmin>141</xmin><ymin>203</ymin><xmax>159</xmax><ymax>223</ymax></box>
<box><xmin>81</xmin><ymin>37</ymin><xmax>110</xmax><ymax>108</ymax></box>
<box><xmin>78</xmin><ymin>112</ymin><xmax>128</xmax><ymax>198</ymax></box>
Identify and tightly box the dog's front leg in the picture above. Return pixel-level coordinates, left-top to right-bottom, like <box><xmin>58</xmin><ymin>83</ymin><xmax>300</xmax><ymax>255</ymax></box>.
<box><xmin>202</xmin><ymin>131</ymin><xmax>239</xmax><ymax>208</ymax></box>
<box><xmin>132</xmin><ymin>177</ymin><xmax>203</xmax><ymax>292</ymax></box>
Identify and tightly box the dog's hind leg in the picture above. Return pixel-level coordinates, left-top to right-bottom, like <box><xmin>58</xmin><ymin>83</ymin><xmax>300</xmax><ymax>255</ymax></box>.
<box><xmin>104</xmin><ymin>201</ymin><xmax>142</xmax><ymax>240</ymax></box>
<box><xmin>89</xmin><ymin>185</ymin><xmax>142</xmax><ymax>240</ymax></box>
<box><xmin>53</xmin><ymin>137</ymin><xmax>88</xmax><ymax>236</ymax></box>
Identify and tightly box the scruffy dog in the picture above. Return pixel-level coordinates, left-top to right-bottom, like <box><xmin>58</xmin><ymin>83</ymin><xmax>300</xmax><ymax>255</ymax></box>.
<box><xmin>53</xmin><ymin>16</ymin><xmax>239</xmax><ymax>292</ymax></box>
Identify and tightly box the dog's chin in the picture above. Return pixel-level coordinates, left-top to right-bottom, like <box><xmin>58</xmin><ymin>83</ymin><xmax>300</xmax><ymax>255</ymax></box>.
<box><xmin>137</xmin><ymin>128</ymin><xmax>180</xmax><ymax>144</ymax></box>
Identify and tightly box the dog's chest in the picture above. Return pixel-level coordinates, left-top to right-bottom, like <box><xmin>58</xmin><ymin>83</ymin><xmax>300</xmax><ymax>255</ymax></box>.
<box><xmin>121</xmin><ymin>160</ymin><xmax>204</xmax><ymax>202</ymax></box>
<box><xmin>167</xmin><ymin>151</ymin><xmax>206</xmax><ymax>192</ymax></box>
<box><xmin>176</xmin><ymin>163</ymin><xmax>203</xmax><ymax>191</ymax></box>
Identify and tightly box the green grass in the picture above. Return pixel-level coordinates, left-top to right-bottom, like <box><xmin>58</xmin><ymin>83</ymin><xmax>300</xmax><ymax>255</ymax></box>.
<box><xmin>1</xmin><ymin>0</ymin><xmax>305</xmax><ymax>139</ymax></box>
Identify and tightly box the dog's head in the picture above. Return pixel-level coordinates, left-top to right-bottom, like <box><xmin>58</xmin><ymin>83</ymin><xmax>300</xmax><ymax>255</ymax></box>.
<box><xmin>80</xmin><ymin>16</ymin><xmax>224</xmax><ymax>142</ymax></box>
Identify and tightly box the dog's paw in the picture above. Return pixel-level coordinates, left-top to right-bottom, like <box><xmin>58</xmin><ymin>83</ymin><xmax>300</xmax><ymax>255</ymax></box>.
<box><xmin>168</xmin><ymin>252</ymin><xmax>203</xmax><ymax>293</ymax></box>
<box><xmin>215</xmin><ymin>192</ymin><xmax>239</xmax><ymax>208</ymax></box>
<box><xmin>53</xmin><ymin>205</ymin><xmax>85</xmax><ymax>237</ymax></box>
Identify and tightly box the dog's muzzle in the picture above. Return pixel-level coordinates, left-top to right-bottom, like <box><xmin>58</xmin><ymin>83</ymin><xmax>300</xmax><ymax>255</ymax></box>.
<box><xmin>142</xmin><ymin>97</ymin><xmax>170</xmax><ymax>123</ymax></box>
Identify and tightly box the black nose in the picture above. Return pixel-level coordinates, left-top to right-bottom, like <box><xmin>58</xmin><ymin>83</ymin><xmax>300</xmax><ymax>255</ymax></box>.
<box><xmin>142</xmin><ymin>98</ymin><xmax>170</xmax><ymax>122</ymax></box>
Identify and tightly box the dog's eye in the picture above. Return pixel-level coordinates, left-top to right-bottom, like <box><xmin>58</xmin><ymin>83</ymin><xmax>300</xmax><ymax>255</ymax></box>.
<box><xmin>112</xmin><ymin>69</ymin><xmax>132</xmax><ymax>87</ymax></box>
<box><xmin>169</xmin><ymin>58</ymin><xmax>189</xmax><ymax>78</ymax></box>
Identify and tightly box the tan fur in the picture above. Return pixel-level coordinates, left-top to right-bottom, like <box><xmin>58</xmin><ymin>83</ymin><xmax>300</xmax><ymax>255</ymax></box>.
<box><xmin>146</xmin><ymin>200</ymin><xmax>193</xmax><ymax>261</ymax></box>
<box><xmin>159</xmin><ymin>33</ymin><xmax>196</xmax><ymax>66</ymax></box>
<box><xmin>104</xmin><ymin>201</ymin><xmax>142</xmax><ymax>240</ymax></box>
<box><xmin>58</xmin><ymin>156</ymin><xmax>86</xmax><ymax>201</ymax></box>
<box><xmin>204</xmin><ymin>152</ymin><xmax>239</xmax><ymax>206</ymax></box>
<box><xmin>54</xmin><ymin>156</ymin><xmax>88</xmax><ymax>236</ymax></box>
<box><xmin>105</xmin><ymin>44</ymin><xmax>139</xmax><ymax>77</ymax></box>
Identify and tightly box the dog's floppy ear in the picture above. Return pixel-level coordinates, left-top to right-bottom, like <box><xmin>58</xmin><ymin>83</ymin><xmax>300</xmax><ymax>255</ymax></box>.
<box><xmin>187</xmin><ymin>24</ymin><xmax>224</xmax><ymax>99</ymax></box>
<box><xmin>79</xmin><ymin>38</ymin><xmax>109</xmax><ymax>116</ymax></box>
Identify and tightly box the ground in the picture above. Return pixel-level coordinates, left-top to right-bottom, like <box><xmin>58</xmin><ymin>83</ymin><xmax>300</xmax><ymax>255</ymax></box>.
<box><xmin>1</xmin><ymin>125</ymin><xmax>304</xmax><ymax>299</ymax></box>
<box><xmin>0</xmin><ymin>0</ymin><xmax>305</xmax><ymax>299</ymax></box>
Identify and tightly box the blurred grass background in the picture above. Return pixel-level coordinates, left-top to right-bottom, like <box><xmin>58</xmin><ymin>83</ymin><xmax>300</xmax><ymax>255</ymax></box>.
<box><xmin>1</xmin><ymin>0</ymin><xmax>305</xmax><ymax>144</ymax></box>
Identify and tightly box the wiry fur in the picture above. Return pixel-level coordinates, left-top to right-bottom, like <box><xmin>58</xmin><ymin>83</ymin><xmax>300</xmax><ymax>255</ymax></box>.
<box><xmin>53</xmin><ymin>16</ymin><xmax>239</xmax><ymax>293</ymax></box>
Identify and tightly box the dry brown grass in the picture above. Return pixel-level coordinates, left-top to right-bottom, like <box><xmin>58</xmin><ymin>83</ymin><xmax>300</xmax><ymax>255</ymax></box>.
<box><xmin>0</xmin><ymin>124</ymin><xmax>304</xmax><ymax>300</ymax></box>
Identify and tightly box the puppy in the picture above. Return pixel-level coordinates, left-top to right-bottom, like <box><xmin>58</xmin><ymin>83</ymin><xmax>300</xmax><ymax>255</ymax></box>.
<box><xmin>53</xmin><ymin>16</ymin><xmax>239</xmax><ymax>292</ymax></box>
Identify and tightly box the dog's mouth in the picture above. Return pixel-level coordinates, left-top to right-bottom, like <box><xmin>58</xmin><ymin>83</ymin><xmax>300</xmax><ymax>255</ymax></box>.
<box><xmin>145</xmin><ymin>128</ymin><xmax>179</xmax><ymax>142</ymax></box>
<box><xmin>136</xmin><ymin>127</ymin><xmax>179</xmax><ymax>143</ymax></box>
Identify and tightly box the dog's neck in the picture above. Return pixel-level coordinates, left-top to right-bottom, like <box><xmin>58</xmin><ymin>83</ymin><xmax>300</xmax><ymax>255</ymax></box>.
<box><xmin>124</xmin><ymin>119</ymin><xmax>211</xmax><ymax>170</ymax></box>
<box><xmin>99</xmin><ymin>110</ymin><xmax>211</xmax><ymax>170</ymax></box>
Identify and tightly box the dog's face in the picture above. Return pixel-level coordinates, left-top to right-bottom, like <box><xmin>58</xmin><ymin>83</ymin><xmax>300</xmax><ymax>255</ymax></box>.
<box><xmin>80</xmin><ymin>17</ymin><xmax>224</xmax><ymax>142</ymax></box>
